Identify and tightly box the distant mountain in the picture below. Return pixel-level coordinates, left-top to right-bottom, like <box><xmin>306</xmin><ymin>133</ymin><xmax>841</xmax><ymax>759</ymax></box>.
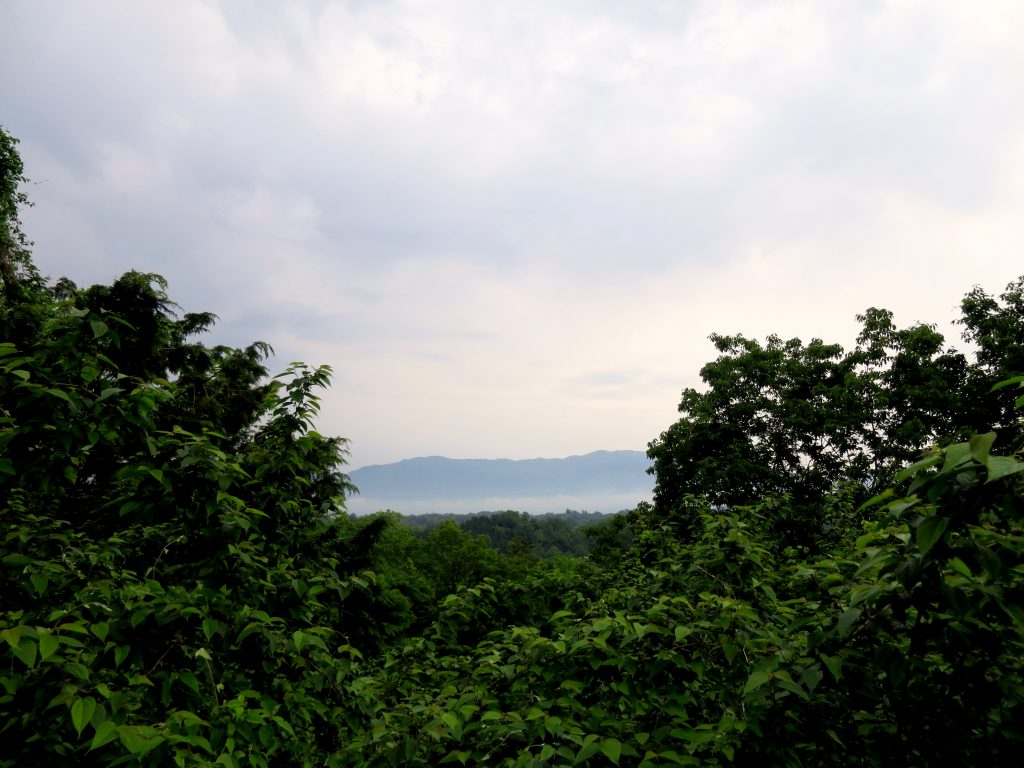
<box><xmin>347</xmin><ymin>450</ymin><xmax>653</xmax><ymax>515</ymax></box>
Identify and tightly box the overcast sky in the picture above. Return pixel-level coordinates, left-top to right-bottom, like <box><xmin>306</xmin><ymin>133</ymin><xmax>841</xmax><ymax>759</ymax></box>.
<box><xmin>4</xmin><ymin>1</ymin><xmax>1024</xmax><ymax>469</ymax></box>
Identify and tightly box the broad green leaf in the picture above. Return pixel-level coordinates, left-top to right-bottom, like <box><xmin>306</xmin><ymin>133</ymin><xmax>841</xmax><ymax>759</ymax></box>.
<box><xmin>940</xmin><ymin>442</ymin><xmax>974</xmax><ymax>474</ymax></box>
<box><xmin>37</xmin><ymin>630</ymin><xmax>59</xmax><ymax>661</ymax></box>
<box><xmin>969</xmin><ymin>432</ymin><xmax>997</xmax><ymax>464</ymax></box>
<box><xmin>673</xmin><ymin>625</ymin><xmax>693</xmax><ymax>642</ymax></box>
<box><xmin>0</xmin><ymin>458</ymin><xmax>13</xmax><ymax>475</ymax></box>
<box><xmin>743</xmin><ymin>670</ymin><xmax>771</xmax><ymax>694</ymax></box>
<box><xmin>47</xmin><ymin>387</ymin><xmax>72</xmax><ymax>403</ymax></box>
<box><xmin>12</xmin><ymin>637</ymin><xmax>37</xmax><ymax>668</ymax></box>
<box><xmin>90</xmin><ymin>319</ymin><xmax>109</xmax><ymax>339</ymax></box>
<box><xmin>600</xmin><ymin>738</ymin><xmax>623</xmax><ymax>765</ymax></box>
<box><xmin>916</xmin><ymin>516</ymin><xmax>949</xmax><ymax>556</ymax></box>
<box><xmin>90</xmin><ymin>720</ymin><xmax>118</xmax><ymax>750</ymax></box>
<box><xmin>71</xmin><ymin>697</ymin><xmax>97</xmax><ymax>736</ymax></box>
<box><xmin>114</xmin><ymin>645</ymin><xmax>131</xmax><ymax>666</ymax></box>
<box><xmin>836</xmin><ymin>608</ymin><xmax>861</xmax><ymax>638</ymax></box>
<box><xmin>91</xmin><ymin>622</ymin><xmax>109</xmax><ymax>642</ymax></box>
<box><xmin>776</xmin><ymin>677</ymin><xmax>810</xmax><ymax>701</ymax></box>
<box><xmin>576</xmin><ymin>739</ymin><xmax>601</xmax><ymax>763</ymax></box>
<box><xmin>0</xmin><ymin>626</ymin><xmax>24</xmax><ymax>650</ymax></box>
<box><xmin>96</xmin><ymin>387</ymin><xmax>123</xmax><ymax>402</ymax></box>
<box><xmin>118</xmin><ymin>725</ymin><xmax>165</xmax><ymax>755</ymax></box>
<box><xmin>30</xmin><ymin>573</ymin><xmax>48</xmax><ymax>595</ymax></box>
<box><xmin>990</xmin><ymin>375</ymin><xmax>1024</xmax><ymax>392</ymax></box>
<box><xmin>801</xmin><ymin>666</ymin><xmax>824</xmax><ymax>692</ymax></box>
<box><xmin>986</xmin><ymin>455</ymin><xmax>1024</xmax><ymax>483</ymax></box>
<box><xmin>271</xmin><ymin>715</ymin><xmax>295</xmax><ymax>736</ymax></box>
<box><xmin>999</xmin><ymin>600</ymin><xmax>1024</xmax><ymax>628</ymax></box>
<box><xmin>950</xmin><ymin>557</ymin><xmax>972</xmax><ymax>578</ymax></box>
<box><xmin>203</xmin><ymin>618</ymin><xmax>218</xmax><ymax>641</ymax></box>
<box><xmin>894</xmin><ymin>454</ymin><xmax>941</xmax><ymax>483</ymax></box>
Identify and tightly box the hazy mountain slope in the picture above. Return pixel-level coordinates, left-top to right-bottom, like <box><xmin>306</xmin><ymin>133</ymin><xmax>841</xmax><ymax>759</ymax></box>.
<box><xmin>346</xmin><ymin>451</ymin><xmax>652</xmax><ymax>514</ymax></box>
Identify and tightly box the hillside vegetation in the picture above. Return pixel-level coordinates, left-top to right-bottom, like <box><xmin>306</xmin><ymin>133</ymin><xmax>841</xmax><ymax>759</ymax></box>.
<box><xmin>3</xmin><ymin>125</ymin><xmax>1024</xmax><ymax>766</ymax></box>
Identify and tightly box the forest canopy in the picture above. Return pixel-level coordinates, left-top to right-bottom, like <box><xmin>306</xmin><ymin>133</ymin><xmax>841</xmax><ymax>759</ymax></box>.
<box><xmin>3</xmin><ymin>124</ymin><xmax>1024</xmax><ymax>766</ymax></box>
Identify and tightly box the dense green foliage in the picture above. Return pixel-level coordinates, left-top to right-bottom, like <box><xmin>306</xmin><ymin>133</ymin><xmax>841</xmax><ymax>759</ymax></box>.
<box><xmin>398</xmin><ymin>509</ymin><xmax>618</xmax><ymax>558</ymax></box>
<box><xmin>647</xmin><ymin>294</ymin><xmax>1024</xmax><ymax>548</ymax></box>
<box><xmin>3</xmin><ymin>125</ymin><xmax>1024</xmax><ymax>765</ymax></box>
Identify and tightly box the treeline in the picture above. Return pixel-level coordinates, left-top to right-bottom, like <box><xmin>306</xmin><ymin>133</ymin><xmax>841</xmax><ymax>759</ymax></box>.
<box><xmin>3</xmin><ymin>124</ymin><xmax>1024</xmax><ymax>766</ymax></box>
<box><xmin>395</xmin><ymin>509</ymin><xmax>621</xmax><ymax>558</ymax></box>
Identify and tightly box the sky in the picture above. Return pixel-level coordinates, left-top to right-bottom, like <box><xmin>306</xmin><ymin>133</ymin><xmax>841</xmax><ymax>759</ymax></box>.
<box><xmin>3</xmin><ymin>1</ymin><xmax>1024</xmax><ymax>470</ymax></box>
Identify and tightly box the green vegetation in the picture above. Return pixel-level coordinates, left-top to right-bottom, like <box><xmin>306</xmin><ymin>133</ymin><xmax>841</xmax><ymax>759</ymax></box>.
<box><xmin>3</xmin><ymin>124</ymin><xmax>1024</xmax><ymax>765</ymax></box>
<box><xmin>398</xmin><ymin>509</ymin><xmax>618</xmax><ymax>558</ymax></box>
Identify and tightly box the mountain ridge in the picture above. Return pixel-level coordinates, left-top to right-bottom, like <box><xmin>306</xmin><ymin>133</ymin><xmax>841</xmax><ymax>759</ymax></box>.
<box><xmin>347</xmin><ymin>450</ymin><xmax>653</xmax><ymax>514</ymax></box>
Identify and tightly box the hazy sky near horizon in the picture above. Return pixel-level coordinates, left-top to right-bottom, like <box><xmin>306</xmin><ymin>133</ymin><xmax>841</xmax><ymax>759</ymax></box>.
<box><xmin>4</xmin><ymin>1</ymin><xmax>1024</xmax><ymax>469</ymax></box>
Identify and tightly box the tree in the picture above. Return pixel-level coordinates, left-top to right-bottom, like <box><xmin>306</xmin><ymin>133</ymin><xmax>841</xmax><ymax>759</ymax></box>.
<box><xmin>0</xmin><ymin>126</ymin><xmax>46</xmax><ymax>344</ymax></box>
<box><xmin>0</xmin><ymin>126</ymin><xmax>395</xmax><ymax>766</ymax></box>
<box><xmin>647</xmin><ymin>285</ymin><xmax>1023</xmax><ymax>547</ymax></box>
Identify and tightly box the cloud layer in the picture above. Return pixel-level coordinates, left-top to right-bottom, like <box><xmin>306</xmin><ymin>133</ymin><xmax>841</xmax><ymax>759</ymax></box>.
<box><xmin>4</xmin><ymin>1</ymin><xmax>1024</xmax><ymax>468</ymax></box>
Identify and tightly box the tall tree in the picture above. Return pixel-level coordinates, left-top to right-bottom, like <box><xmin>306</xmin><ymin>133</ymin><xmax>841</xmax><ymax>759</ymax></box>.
<box><xmin>0</xmin><ymin>126</ymin><xmax>46</xmax><ymax>344</ymax></box>
<box><xmin>647</xmin><ymin>284</ymin><xmax>1023</xmax><ymax>546</ymax></box>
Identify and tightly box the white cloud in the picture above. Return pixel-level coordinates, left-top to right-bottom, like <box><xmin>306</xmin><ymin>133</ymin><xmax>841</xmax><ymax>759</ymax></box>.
<box><xmin>5</xmin><ymin>0</ymin><xmax>1024</xmax><ymax>470</ymax></box>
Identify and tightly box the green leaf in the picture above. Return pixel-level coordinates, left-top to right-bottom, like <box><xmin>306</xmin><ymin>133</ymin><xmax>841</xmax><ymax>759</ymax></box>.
<box><xmin>986</xmin><ymin>455</ymin><xmax>1024</xmax><ymax>483</ymax></box>
<box><xmin>968</xmin><ymin>432</ymin><xmax>997</xmax><ymax>464</ymax></box>
<box><xmin>12</xmin><ymin>637</ymin><xmax>37</xmax><ymax>668</ymax></box>
<box><xmin>776</xmin><ymin>677</ymin><xmax>810</xmax><ymax>701</ymax></box>
<box><xmin>940</xmin><ymin>441</ymin><xmax>974</xmax><ymax>473</ymax></box>
<box><xmin>990</xmin><ymin>375</ymin><xmax>1024</xmax><ymax>392</ymax></box>
<box><xmin>576</xmin><ymin>739</ymin><xmax>601</xmax><ymax>763</ymax></box>
<box><xmin>600</xmin><ymin>738</ymin><xmax>623</xmax><ymax>765</ymax></box>
<box><xmin>97</xmin><ymin>387</ymin><xmax>124</xmax><ymax>402</ymax></box>
<box><xmin>836</xmin><ymin>608</ymin><xmax>861</xmax><ymax>638</ymax></box>
<box><xmin>29</xmin><ymin>573</ymin><xmax>48</xmax><ymax>595</ymax></box>
<box><xmin>72</xmin><ymin>697</ymin><xmax>97</xmax><ymax>736</ymax></box>
<box><xmin>47</xmin><ymin>387</ymin><xmax>72</xmax><ymax>404</ymax></box>
<box><xmin>90</xmin><ymin>720</ymin><xmax>118</xmax><ymax>750</ymax></box>
<box><xmin>743</xmin><ymin>670</ymin><xmax>771</xmax><ymax>694</ymax></box>
<box><xmin>118</xmin><ymin>724</ymin><xmax>165</xmax><ymax>755</ymax></box>
<box><xmin>0</xmin><ymin>458</ymin><xmax>13</xmax><ymax>475</ymax></box>
<box><xmin>801</xmin><ymin>665</ymin><xmax>824</xmax><ymax>692</ymax></box>
<box><xmin>91</xmin><ymin>622</ymin><xmax>110</xmax><ymax>642</ymax></box>
<box><xmin>950</xmin><ymin>557</ymin><xmax>972</xmax><ymax>578</ymax></box>
<box><xmin>114</xmin><ymin>645</ymin><xmax>131</xmax><ymax>667</ymax></box>
<box><xmin>203</xmin><ymin>618</ymin><xmax>218</xmax><ymax>641</ymax></box>
<box><xmin>37</xmin><ymin>630</ymin><xmax>60</xmax><ymax>661</ymax></box>
<box><xmin>90</xmin><ymin>319</ymin><xmax>109</xmax><ymax>339</ymax></box>
<box><xmin>894</xmin><ymin>454</ymin><xmax>941</xmax><ymax>483</ymax></box>
<box><xmin>916</xmin><ymin>516</ymin><xmax>949</xmax><ymax>556</ymax></box>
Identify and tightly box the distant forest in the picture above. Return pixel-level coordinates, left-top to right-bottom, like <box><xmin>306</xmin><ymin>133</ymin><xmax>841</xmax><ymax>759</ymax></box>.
<box><xmin>396</xmin><ymin>509</ymin><xmax>623</xmax><ymax>558</ymax></box>
<box><xmin>4</xmin><ymin>124</ymin><xmax>1024</xmax><ymax>766</ymax></box>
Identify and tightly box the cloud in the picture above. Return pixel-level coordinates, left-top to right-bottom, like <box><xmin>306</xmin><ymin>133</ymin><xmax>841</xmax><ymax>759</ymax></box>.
<box><xmin>4</xmin><ymin>0</ymin><xmax>1024</xmax><ymax>468</ymax></box>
